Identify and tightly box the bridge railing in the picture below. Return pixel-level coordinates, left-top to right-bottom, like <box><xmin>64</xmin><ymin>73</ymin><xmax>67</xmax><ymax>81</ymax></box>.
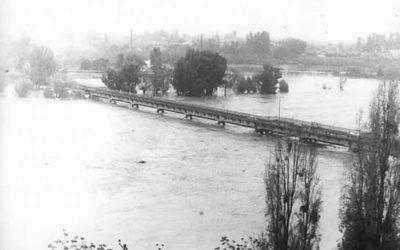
<box><xmin>75</xmin><ymin>84</ymin><xmax>360</xmax><ymax>138</ymax></box>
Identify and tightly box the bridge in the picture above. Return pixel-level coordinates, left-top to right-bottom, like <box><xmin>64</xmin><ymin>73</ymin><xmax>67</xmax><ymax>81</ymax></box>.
<box><xmin>72</xmin><ymin>84</ymin><xmax>381</xmax><ymax>151</ymax></box>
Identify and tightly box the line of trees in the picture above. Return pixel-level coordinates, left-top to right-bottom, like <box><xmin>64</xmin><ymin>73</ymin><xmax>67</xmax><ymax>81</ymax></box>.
<box><xmin>195</xmin><ymin>31</ymin><xmax>307</xmax><ymax>64</ymax></box>
<box><xmin>232</xmin><ymin>65</ymin><xmax>288</xmax><ymax>94</ymax></box>
<box><xmin>100</xmin><ymin>48</ymin><xmax>290</xmax><ymax>97</ymax></box>
<box><xmin>10</xmin><ymin>42</ymin><xmax>77</xmax><ymax>99</ymax></box>
<box><xmin>101</xmin><ymin>48</ymin><xmax>171</xmax><ymax>95</ymax></box>
<box><xmin>357</xmin><ymin>33</ymin><xmax>400</xmax><ymax>53</ymax></box>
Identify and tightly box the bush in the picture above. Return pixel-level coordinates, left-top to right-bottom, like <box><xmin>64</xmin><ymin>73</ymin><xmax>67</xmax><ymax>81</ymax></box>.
<box><xmin>14</xmin><ymin>80</ymin><xmax>33</xmax><ymax>97</ymax></box>
<box><xmin>235</xmin><ymin>76</ymin><xmax>257</xmax><ymax>94</ymax></box>
<box><xmin>216</xmin><ymin>235</ymin><xmax>269</xmax><ymax>250</ymax></box>
<box><xmin>279</xmin><ymin>79</ymin><xmax>289</xmax><ymax>93</ymax></box>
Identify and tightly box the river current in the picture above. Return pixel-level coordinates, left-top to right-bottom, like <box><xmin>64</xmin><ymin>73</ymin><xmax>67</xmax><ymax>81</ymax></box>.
<box><xmin>0</xmin><ymin>72</ymin><xmax>381</xmax><ymax>249</ymax></box>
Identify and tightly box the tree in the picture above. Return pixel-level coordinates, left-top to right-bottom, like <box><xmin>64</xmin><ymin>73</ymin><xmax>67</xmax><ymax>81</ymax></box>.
<box><xmin>150</xmin><ymin>47</ymin><xmax>169</xmax><ymax>94</ymax></box>
<box><xmin>102</xmin><ymin>53</ymin><xmax>143</xmax><ymax>92</ymax></box>
<box><xmin>101</xmin><ymin>64</ymin><xmax>140</xmax><ymax>92</ymax></box>
<box><xmin>255</xmin><ymin>64</ymin><xmax>282</xmax><ymax>94</ymax></box>
<box><xmin>339</xmin><ymin>80</ymin><xmax>400</xmax><ymax>250</ymax></box>
<box><xmin>265</xmin><ymin>141</ymin><xmax>322</xmax><ymax>250</ymax></box>
<box><xmin>116</xmin><ymin>53</ymin><xmax>125</xmax><ymax>69</ymax></box>
<box><xmin>273</xmin><ymin>39</ymin><xmax>307</xmax><ymax>61</ymax></box>
<box><xmin>172</xmin><ymin>49</ymin><xmax>227</xmax><ymax>96</ymax></box>
<box><xmin>116</xmin><ymin>53</ymin><xmax>145</xmax><ymax>70</ymax></box>
<box><xmin>29</xmin><ymin>46</ymin><xmax>56</xmax><ymax>87</ymax></box>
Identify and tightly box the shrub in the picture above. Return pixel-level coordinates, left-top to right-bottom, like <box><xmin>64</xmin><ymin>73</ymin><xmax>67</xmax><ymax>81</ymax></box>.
<box><xmin>235</xmin><ymin>76</ymin><xmax>257</xmax><ymax>94</ymax></box>
<box><xmin>279</xmin><ymin>79</ymin><xmax>289</xmax><ymax>93</ymax></box>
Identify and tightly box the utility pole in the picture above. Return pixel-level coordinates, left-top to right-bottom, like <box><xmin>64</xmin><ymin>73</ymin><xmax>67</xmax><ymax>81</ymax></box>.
<box><xmin>276</xmin><ymin>82</ymin><xmax>281</xmax><ymax>120</ymax></box>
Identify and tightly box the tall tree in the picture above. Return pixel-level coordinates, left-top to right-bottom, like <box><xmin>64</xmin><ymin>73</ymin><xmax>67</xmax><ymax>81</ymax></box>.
<box><xmin>172</xmin><ymin>49</ymin><xmax>227</xmax><ymax>96</ymax></box>
<box><xmin>339</xmin><ymin>80</ymin><xmax>400</xmax><ymax>250</ymax></box>
<box><xmin>150</xmin><ymin>47</ymin><xmax>169</xmax><ymax>94</ymax></box>
<box><xmin>29</xmin><ymin>46</ymin><xmax>56</xmax><ymax>87</ymax></box>
<box><xmin>255</xmin><ymin>64</ymin><xmax>282</xmax><ymax>94</ymax></box>
<box><xmin>265</xmin><ymin>141</ymin><xmax>322</xmax><ymax>250</ymax></box>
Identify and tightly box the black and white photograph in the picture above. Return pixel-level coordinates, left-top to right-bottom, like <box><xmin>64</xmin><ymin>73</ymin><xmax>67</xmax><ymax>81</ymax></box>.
<box><xmin>1</xmin><ymin>0</ymin><xmax>400</xmax><ymax>249</ymax></box>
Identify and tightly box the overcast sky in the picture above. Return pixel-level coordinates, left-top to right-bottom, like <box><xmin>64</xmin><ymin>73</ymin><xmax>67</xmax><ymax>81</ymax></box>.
<box><xmin>2</xmin><ymin>0</ymin><xmax>400</xmax><ymax>46</ymax></box>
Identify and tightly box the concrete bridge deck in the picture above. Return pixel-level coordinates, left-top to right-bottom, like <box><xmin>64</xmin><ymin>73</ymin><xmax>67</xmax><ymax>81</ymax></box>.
<box><xmin>73</xmin><ymin>84</ymin><xmax>371</xmax><ymax>150</ymax></box>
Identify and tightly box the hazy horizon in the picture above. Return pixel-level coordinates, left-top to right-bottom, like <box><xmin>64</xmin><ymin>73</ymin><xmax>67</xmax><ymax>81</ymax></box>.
<box><xmin>2</xmin><ymin>0</ymin><xmax>400</xmax><ymax>48</ymax></box>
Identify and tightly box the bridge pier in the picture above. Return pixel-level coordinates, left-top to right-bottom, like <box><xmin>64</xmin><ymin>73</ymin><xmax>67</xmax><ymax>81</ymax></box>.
<box><xmin>217</xmin><ymin>120</ymin><xmax>226</xmax><ymax>126</ymax></box>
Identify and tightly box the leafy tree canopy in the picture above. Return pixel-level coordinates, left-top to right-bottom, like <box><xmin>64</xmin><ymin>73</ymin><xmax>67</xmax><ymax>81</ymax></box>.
<box><xmin>102</xmin><ymin>63</ymin><xmax>141</xmax><ymax>92</ymax></box>
<box><xmin>172</xmin><ymin>49</ymin><xmax>227</xmax><ymax>96</ymax></box>
<box><xmin>29</xmin><ymin>45</ymin><xmax>56</xmax><ymax>87</ymax></box>
<box><xmin>254</xmin><ymin>64</ymin><xmax>282</xmax><ymax>94</ymax></box>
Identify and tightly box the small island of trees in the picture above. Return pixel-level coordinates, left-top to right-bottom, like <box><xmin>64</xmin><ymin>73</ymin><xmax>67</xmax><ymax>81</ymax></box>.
<box><xmin>98</xmin><ymin>47</ymin><xmax>288</xmax><ymax>97</ymax></box>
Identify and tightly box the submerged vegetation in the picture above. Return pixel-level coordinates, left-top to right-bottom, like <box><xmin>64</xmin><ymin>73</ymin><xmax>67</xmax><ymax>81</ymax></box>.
<box><xmin>172</xmin><ymin>49</ymin><xmax>227</xmax><ymax>96</ymax></box>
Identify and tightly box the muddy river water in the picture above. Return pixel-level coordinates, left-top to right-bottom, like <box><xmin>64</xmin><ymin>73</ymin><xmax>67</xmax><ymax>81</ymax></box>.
<box><xmin>0</xmin><ymin>72</ymin><xmax>381</xmax><ymax>249</ymax></box>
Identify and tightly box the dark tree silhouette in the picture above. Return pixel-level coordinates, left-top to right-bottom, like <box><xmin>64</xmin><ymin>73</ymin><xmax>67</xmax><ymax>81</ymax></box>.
<box><xmin>339</xmin><ymin>80</ymin><xmax>400</xmax><ymax>250</ymax></box>
<box><xmin>150</xmin><ymin>47</ymin><xmax>169</xmax><ymax>94</ymax></box>
<box><xmin>172</xmin><ymin>49</ymin><xmax>227</xmax><ymax>96</ymax></box>
<box><xmin>254</xmin><ymin>64</ymin><xmax>282</xmax><ymax>94</ymax></box>
<box><xmin>265</xmin><ymin>141</ymin><xmax>322</xmax><ymax>250</ymax></box>
<box><xmin>102</xmin><ymin>64</ymin><xmax>140</xmax><ymax>92</ymax></box>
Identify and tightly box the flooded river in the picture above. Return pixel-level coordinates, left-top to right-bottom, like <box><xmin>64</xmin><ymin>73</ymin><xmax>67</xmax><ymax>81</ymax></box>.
<box><xmin>0</xmin><ymin>72</ymin><xmax>381</xmax><ymax>249</ymax></box>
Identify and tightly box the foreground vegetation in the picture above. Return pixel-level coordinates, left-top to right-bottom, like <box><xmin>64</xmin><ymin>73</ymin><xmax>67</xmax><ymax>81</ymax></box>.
<box><xmin>338</xmin><ymin>80</ymin><xmax>400</xmax><ymax>250</ymax></box>
<box><xmin>216</xmin><ymin>79</ymin><xmax>400</xmax><ymax>250</ymax></box>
